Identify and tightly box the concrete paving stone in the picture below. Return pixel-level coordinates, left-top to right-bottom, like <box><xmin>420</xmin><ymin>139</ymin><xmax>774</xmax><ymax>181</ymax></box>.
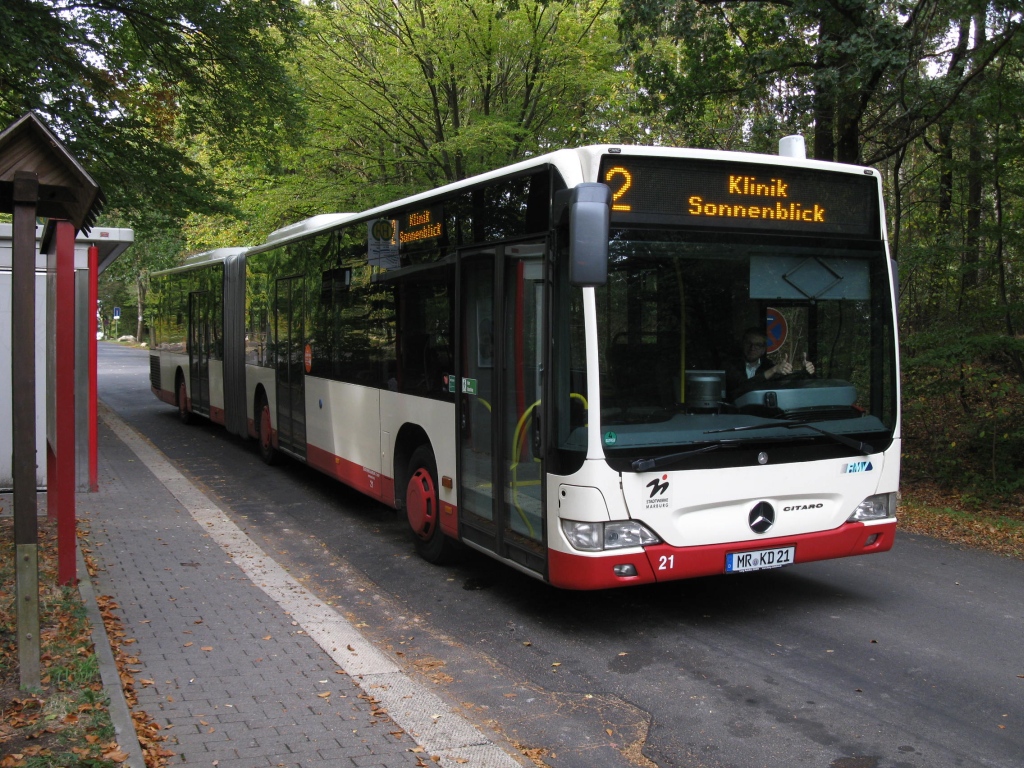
<box><xmin>314</xmin><ymin>744</ymin><xmax>376</xmax><ymax>760</ymax></box>
<box><xmin>161</xmin><ymin>721</ymin><xmax>201</xmax><ymax>736</ymax></box>
<box><xmin>236</xmin><ymin>715</ymin><xmax>300</xmax><ymax>731</ymax></box>
<box><xmin>233</xmin><ymin>744</ymin><xmax>290</xmax><ymax>759</ymax></box>
<box><xmin>201</xmin><ymin>759</ymin><xmax>275</xmax><ymax>768</ymax></box>
<box><xmin>349</xmin><ymin>754</ymin><xmax>422</xmax><ymax>768</ymax></box>
<box><xmin>272</xmin><ymin>721</ymin><xmax>339</xmax><ymax>736</ymax></box>
<box><xmin>170</xmin><ymin>730</ymin><xmax>231</xmax><ymax>747</ymax></box>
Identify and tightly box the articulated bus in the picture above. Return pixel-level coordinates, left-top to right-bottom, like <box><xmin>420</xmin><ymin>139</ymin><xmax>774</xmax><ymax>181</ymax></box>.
<box><xmin>149</xmin><ymin>142</ymin><xmax>899</xmax><ymax>589</ymax></box>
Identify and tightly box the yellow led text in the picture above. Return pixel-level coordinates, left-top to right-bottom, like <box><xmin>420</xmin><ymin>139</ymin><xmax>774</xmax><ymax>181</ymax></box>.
<box><xmin>728</xmin><ymin>176</ymin><xmax>789</xmax><ymax>198</ymax></box>
<box><xmin>688</xmin><ymin>197</ymin><xmax>825</xmax><ymax>223</ymax></box>
<box><xmin>399</xmin><ymin>208</ymin><xmax>443</xmax><ymax>244</ymax></box>
<box><xmin>399</xmin><ymin>222</ymin><xmax>442</xmax><ymax>244</ymax></box>
<box><xmin>605</xmin><ymin>166</ymin><xmax>633</xmax><ymax>211</ymax></box>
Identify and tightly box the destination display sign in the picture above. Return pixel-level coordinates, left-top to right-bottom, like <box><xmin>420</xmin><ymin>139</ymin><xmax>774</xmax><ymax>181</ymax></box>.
<box><xmin>397</xmin><ymin>205</ymin><xmax>443</xmax><ymax>247</ymax></box>
<box><xmin>599</xmin><ymin>156</ymin><xmax>879</xmax><ymax>237</ymax></box>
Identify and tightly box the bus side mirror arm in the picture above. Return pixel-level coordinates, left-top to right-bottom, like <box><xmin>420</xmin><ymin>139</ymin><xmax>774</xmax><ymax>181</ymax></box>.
<box><xmin>564</xmin><ymin>183</ymin><xmax>610</xmax><ymax>287</ymax></box>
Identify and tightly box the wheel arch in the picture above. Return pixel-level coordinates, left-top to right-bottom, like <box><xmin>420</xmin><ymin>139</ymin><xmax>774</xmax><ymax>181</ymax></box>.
<box><xmin>253</xmin><ymin>382</ymin><xmax>271</xmax><ymax>424</ymax></box>
<box><xmin>393</xmin><ymin>423</ymin><xmax>432</xmax><ymax>510</ymax></box>
<box><xmin>174</xmin><ymin>366</ymin><xmax>188</xmax><ymax>403</ymax></box>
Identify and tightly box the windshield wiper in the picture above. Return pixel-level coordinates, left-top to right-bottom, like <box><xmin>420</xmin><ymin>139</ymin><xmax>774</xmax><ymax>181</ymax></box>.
<box><xmin>631</xmin><ymin>443</ymin><xmax>721</xmax><ymax>472</ymax></box>
<box><xmin>704</xmin><ymin>420</ymin><xmax>875</xmax><ymax>454</ymax></box>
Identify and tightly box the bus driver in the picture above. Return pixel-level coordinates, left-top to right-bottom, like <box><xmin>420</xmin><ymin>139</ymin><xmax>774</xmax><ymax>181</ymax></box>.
<box><xmin>725</xmin><ymin>327</ymin><xmax>815</xmax><ymax>400</ymax></box>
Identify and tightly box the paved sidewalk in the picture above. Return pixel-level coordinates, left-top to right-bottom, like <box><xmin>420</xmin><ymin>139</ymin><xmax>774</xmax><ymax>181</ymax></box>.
<box><xmin>79</xmin><ymin>405</ymin><xmax>523</xmax><ymax>768</ymax></box>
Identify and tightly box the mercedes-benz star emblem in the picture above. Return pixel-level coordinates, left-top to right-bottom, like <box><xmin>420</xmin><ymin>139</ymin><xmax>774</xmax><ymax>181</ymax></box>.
<box><xmin>749</xmin><ymin>502</ymin><xmax>775</xmax><ymax>534</ymax></box>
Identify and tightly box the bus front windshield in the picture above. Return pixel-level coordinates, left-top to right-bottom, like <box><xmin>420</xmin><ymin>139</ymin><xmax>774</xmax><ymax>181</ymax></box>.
<box><xmin>593</xmin><ymin>229</ymin><xmax>897</xmax><ymax>468</ymax></box>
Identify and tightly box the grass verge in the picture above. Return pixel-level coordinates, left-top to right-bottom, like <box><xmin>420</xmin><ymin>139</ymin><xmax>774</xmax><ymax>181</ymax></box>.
<box><xmin>1</xmin><ymin>517</ymin><xmax>125</xmax><ymax>767</ymax></box>
<box><xmin>899</xmin><ymin>482</ymin><xmax>1024</xmax><ymax>560</ymax></box>
<box><xmin>1</xmin><ymin>514</ymin><xmax>173</xmax><ymax>768</ymax></box>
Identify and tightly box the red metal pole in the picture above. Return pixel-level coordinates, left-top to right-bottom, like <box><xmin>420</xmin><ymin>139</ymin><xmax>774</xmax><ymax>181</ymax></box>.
<box><xmin>55</xmin><ymin>221</ymin><xmax>77</xmax><ymax>585</ymax></box>
<box><xmin>88</xmin><ymin>245</ymin><xmax>99</xmax><ymax>492</ymax></box>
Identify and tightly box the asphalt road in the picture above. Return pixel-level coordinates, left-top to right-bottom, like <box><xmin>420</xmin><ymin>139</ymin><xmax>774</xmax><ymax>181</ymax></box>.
<box><xmin>99</xmin><ymin>343</ymin><xmax>1023</xmax><ymax>768</ymax></box>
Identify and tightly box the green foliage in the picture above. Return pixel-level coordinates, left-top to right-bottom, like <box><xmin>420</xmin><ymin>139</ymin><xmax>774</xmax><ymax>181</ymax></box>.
<box><xmin>100</xmin><ymin>211</ymin><xmax>185</xmax><ymax>339</ymax></box>
<box><xmin>303</xmin><ymin>0</ymin><xmax>625</xmax><ymax>182</ymax></box>
<box><xmin>902</xmin><ymin>354</ymin><xmax>1024</xmax><ymax>500</ymax></box>
<box><xmin>1</xmin><ymin>0</ymin><xmax>304</xmax><ymax>221</ymax></box>
<box><xmin>183</xmin><ymin>0</ymin><xmax>633</xmax><ymax>248</ymax></box>
<box><xmin>618</xmin><ymin>0</ymin><xmax>1023</xmax><ymax>163</ymax></box>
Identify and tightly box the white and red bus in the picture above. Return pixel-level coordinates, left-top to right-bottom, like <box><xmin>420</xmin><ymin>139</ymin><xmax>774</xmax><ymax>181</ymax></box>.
<box><xmin>149</xmin><ymin>142</ymin><xmax>899</xmax><ymax>589</ymax></box>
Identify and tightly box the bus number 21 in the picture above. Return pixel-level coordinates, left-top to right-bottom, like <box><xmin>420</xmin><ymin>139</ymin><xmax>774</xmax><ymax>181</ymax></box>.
<box><xmin>658</xmin><ymin>555</ymin><xmax>675</xmax><ymax>571</ymax></box>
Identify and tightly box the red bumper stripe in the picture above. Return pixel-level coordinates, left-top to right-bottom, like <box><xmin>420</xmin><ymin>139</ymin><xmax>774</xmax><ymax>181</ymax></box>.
<box><xmin>547</xmin><ymin>520</ymin><xmax>896</xmax><ymax>590</ymax></box>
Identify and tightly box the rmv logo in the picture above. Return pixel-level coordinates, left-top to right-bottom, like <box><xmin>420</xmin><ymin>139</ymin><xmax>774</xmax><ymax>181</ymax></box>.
<box><xmin>844</xmin><ymin>461</ymin><xmax>874</xmax><ymax>474</ymax></box>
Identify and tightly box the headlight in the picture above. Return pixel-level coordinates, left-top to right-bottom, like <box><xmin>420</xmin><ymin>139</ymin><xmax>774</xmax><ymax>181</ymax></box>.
<box><xmin>561</xmin><ymin>520</ymin><xmax>660</xmax><ymax>551</ymax></box>
<box><xmin>848</xmin><ymin>492</ymin><xmax>896</xmax><ymax>522</ymax></box>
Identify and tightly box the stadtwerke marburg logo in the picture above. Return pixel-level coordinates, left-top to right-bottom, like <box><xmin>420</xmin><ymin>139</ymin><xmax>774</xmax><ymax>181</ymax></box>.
<box><xmin>645</xmin><ymin>475</ymin><xmax>670</xmax><ymax>510</ymax></box>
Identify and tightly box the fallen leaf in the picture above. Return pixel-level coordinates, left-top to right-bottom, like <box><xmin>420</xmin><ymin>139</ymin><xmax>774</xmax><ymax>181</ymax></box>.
<box><xmin>102</xmin><ymin>746</ymin><xmax>129</xmax><ymax>762</ymax></box>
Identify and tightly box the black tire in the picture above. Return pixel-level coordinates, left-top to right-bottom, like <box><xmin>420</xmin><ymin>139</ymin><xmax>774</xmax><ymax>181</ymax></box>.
<box><xmin>257</xmin><ymin>394</ymin><xmax>277</xmax><ymax>465</ymax></box>
<box><xmin>405</xmin><ymin>446</ymin><xmax>459</xmax><ymax>564</ymax></box>
<box><xmin>176</xmin><ymin>374</ymin><xmax>193</xmax><ymax>425</ymax></box>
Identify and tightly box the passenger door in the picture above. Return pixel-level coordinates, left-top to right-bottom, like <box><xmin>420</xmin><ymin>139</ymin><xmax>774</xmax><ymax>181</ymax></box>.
<box><xmin>457</xmin><ymin>243</ymin><xmax>547</xmax><ymax>574</ymax></box>
<box><xmin>188</xmin><ymin>290</ymin><xmax>211</xmax><ymax>417</ymax></box>
<box><xmin>274</xmin><ymin>275</ymin><xmax>306</xmax><ymax>457</ymax></box>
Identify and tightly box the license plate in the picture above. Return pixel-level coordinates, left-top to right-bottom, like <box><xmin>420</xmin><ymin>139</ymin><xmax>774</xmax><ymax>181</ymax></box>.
<box><xmin>725</xmin><ymin>546</ymin><xmax>795</xmax><ymax>573</ymax></box>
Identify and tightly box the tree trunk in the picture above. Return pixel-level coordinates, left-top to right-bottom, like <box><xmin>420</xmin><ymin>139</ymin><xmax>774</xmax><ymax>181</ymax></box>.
<box><xmin>812</xmin><ymin>18</ymin><xmax>835</xmax><ymax>162</ymax></box>
<box><xmin>962</xmin><ymin>13</ymin><xmax>987</xmax><ymax>294</ymax></box>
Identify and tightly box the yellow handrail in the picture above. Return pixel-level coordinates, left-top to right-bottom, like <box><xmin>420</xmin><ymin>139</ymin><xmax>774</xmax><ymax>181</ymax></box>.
<box><xmin>508</xmin><ymin>393</ymin><xmax>588</xmax><ymax>539</ymax></box>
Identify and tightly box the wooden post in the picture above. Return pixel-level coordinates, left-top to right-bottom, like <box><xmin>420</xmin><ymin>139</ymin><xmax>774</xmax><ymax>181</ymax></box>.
<box><xmin>12</xmin><ymin>170</ymin><xmax>40</xmax><ymax>690</ymax></box>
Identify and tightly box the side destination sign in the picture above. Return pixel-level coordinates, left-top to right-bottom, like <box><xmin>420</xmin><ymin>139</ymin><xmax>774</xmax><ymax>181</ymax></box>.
<box><xmin>398</xmin><ymin>205</ymin><xmax>443</xmax><ymax>247</ymax></box>
<box><xmin>599</xmin><ymin>156</ymin><xmax>879</xmax><ymax>238</ymax></box>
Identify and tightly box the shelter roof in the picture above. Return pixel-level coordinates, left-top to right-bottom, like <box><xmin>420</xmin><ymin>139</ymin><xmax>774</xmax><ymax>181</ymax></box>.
<box><xmin>0</xmin><ymin>111</ymin><xmax>105</xmax><ymax>232</ymax></box>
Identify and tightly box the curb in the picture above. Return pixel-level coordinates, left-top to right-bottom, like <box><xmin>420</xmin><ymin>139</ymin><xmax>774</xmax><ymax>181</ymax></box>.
<box><xmin>77</xmin><ymin>545</ymin><xmax>147</xmax><ymax>768</ymax></box>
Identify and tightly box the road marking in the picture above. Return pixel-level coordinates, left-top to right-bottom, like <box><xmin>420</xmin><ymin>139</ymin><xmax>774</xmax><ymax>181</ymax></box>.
<box><xmin>100</xmin><ymin>404</ymin><xmax>522</xmax><ymax>768</ymax></box>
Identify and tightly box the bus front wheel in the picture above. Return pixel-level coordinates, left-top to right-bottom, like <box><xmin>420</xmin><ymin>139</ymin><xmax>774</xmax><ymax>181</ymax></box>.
<box><xmin>405</xmin><ymin>446</ymin><xmax>458</xmax><ymax>564</ymax></box>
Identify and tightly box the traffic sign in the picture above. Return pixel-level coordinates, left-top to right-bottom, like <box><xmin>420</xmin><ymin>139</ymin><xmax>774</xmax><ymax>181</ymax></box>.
<box><xmin>113</xmin><ymin>306</ymin><xmax>121</xmax><ymax>320</ymax></box>
<box><xmin>765</xmin><ymin>307</ymin><xmax>788</xmax><ymax>353</ymax></box>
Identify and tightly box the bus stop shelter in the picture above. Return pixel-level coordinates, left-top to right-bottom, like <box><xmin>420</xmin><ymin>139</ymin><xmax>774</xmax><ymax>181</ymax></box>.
<box><xmin>1</xmin><ymin>110</ymin><xmax>131</xmax><ymax>688</ymax></box>
<box><xmin>0</xmin><ymin>222</ymin><xmax>134</xmax><ymax>489</ymax></box>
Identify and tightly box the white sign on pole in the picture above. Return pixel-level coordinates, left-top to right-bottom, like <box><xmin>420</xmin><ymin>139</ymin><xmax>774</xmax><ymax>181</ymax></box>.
<box><xmin>367</xmin><ymin>219</ymin><xmax>400</xmax><ymax>269</ymax></box>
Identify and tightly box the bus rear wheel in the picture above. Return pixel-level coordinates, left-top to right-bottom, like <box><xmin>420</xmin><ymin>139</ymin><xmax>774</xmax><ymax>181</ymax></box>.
<box><xmin>177</xmin><ymin>375</ymin><xmax>192</xmax><ymax>425</ymax></box>
<box><xmin>405</xmin><ymin>446</ymin><xmax>458</xmax><ymax>564</ymax></box>
<box><xmin>257</xmin><ymin>397</ymin><xmax>277</xmax><ymax>465</ymax></box>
